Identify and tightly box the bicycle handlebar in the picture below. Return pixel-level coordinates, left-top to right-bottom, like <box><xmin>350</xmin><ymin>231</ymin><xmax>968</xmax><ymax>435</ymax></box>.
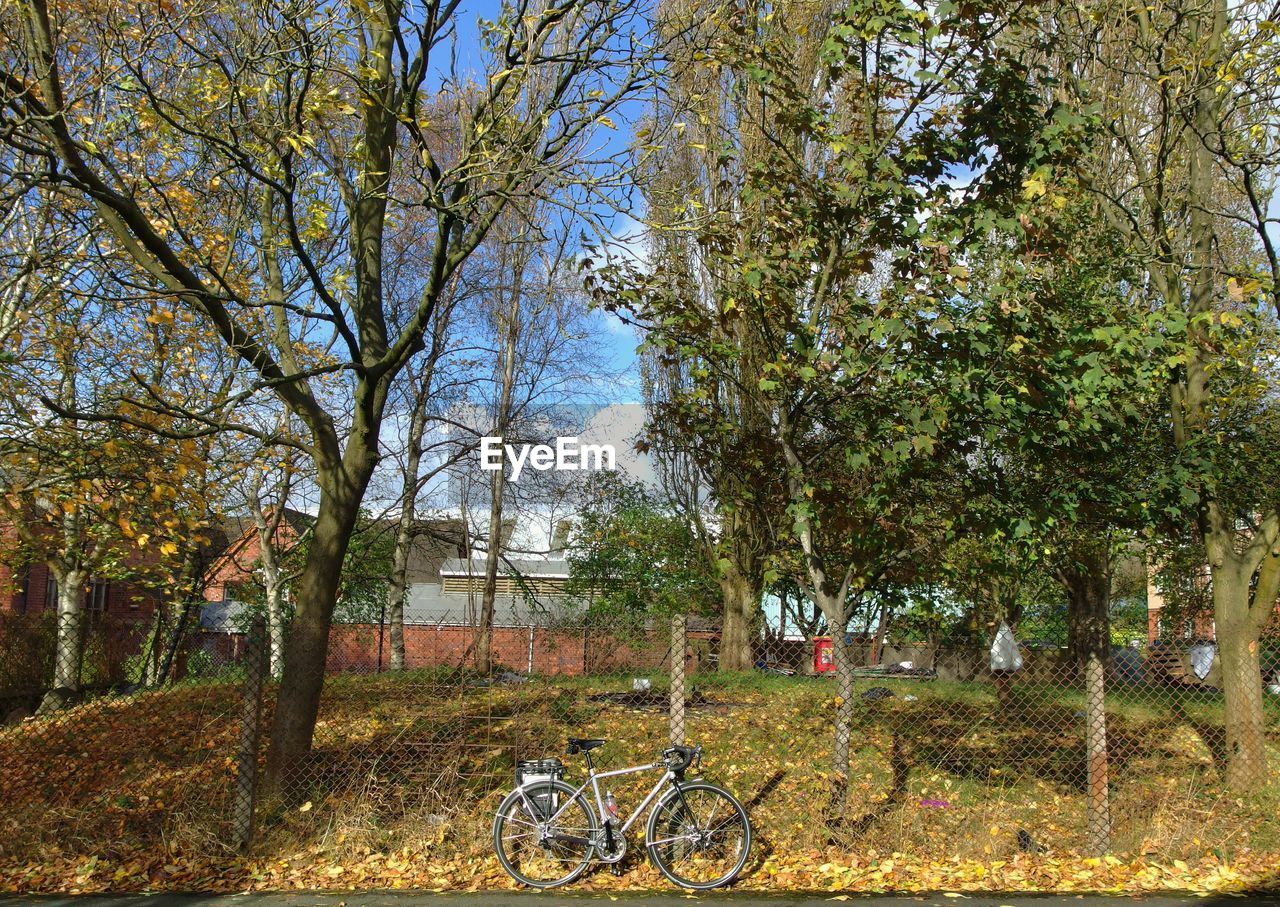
<box><xmin>662</xmin><ymin>743</ymin><xmax>702</xmax><ymax>773</ymax></box>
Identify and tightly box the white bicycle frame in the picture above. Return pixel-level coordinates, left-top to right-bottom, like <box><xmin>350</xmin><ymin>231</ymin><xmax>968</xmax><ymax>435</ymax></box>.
<box><xmin>514</xmin><ymin>759</ymin><xmax>680</xmax><ymax>839</ymax></box>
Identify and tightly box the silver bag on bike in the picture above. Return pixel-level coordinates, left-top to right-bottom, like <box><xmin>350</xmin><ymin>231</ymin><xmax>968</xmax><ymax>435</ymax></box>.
<box><xmin>515</xmin><ymin>758</ymin><xmax>564</xmax><ymax>819</ymax></box>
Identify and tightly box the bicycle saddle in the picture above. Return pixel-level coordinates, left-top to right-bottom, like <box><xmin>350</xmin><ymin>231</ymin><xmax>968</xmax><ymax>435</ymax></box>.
<box><xmin>567</xmin><ymin>737</ymin><xmax>606</xmax><ymax>754</ymax></box>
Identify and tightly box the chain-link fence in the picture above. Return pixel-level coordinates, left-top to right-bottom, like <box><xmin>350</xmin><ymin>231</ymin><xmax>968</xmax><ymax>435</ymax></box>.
<box><xmin>217</xmin><ymin>605</ymin><xmax>1280</xmax><ymax>867</ymax></box>
<box><xmin>2</xmin><ymin>604</ymin><xmax>1278</xmax><ymax>885</ymax></box>
<box><xmin>0</xmin><ymin>609</ymin><xmax>258</xmax><ymax>867</ymax></box>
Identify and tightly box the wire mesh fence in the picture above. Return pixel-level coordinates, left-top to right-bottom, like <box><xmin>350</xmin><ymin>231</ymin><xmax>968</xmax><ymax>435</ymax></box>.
<box><xmin>0</xmin><ymin>609</ymin><xmax>259</xmax><ymax>867</ymax></box>
<box><xmin>1</xmin><ymin>604</ymin><xmax>1278</xmax><ymax>884</ymax></box>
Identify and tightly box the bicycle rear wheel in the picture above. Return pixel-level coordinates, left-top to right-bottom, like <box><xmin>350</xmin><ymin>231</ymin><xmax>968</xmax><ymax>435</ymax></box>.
<box><xmin>646</xmin><ymin>781</ymin><xmax>751</xmax><ymax>889</ymax></box>
<box><xmin>493</xmin><ymin>779</ymin><xmax>596</xmax><ymax>888</ymax></box>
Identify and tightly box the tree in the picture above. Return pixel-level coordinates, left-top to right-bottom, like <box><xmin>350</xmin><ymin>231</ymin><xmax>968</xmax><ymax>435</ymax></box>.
<box><xmin>380</xmin><ymin>262</ymin><xmax>467</xmax><ymax>672</ymax></box>
<box><xmin>567</xmin><ymin>472</ymin><xmax>720</xmax><ymax>622</ymax></box>
<box><xmin>594</xmin><ymin>0</ymin><xmax>1062</xmax><ymax>814</ymax></box>
<box><xmin>639</xmin><ymin>349</ymin><xmax>776</xmax><ymax>670</ymax></box>
<box><xmin>472</xmin><ymin>215</ymin><xmax>531</xmax><ymax>675</ymax></box>
<box><xmin>430</xmin><ymin>204</ymin><xmax>614</xmax><ymax>672</ymax></box>
<box><xmin>0</xmin><ymin>263</ymin><xmax>217</xmax><ymax>707</ymax></box>
<box><xmin>1043</xmin><ymin>0</ymin><xmax>1280</xmax><ymax>788</ymax></box>
<box><xmin>954</xmin><ymin>182</ymin><xmax>1175</xmax><ymax>849</ymax></box>
<box><xmin>233</xmin><ymin>432</ymin><xmax>306</xmax><ymax>678</ymax></box>
<box><xmin>626</xmin><ymin>0</ymin><xmax>801</xmax><ymax>669</ymax></box>
<box><xmin>2</xmin><ymin>0</ymin><xmax>653</xmax><ymax>786</ymax></box>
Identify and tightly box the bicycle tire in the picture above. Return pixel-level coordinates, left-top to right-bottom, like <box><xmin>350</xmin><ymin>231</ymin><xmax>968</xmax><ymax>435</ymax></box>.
<box><xmin>493</xmin><ymin>778</ymin><xmax>597</xmax><ymax>888</ymax></box>
<box><xmin>645</xmin><ymin>780</ymin><xmax>751</xmax><ymax>890</ymax></box>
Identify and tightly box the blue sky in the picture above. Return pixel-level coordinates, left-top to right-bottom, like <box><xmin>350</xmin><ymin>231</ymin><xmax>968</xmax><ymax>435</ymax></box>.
<box><xmin>443</xmin><ymin>4</ymin><xmax>651</xmax><ymax>404</ymax></box>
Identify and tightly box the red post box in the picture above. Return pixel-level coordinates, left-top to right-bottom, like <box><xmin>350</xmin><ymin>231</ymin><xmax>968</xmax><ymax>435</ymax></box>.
<box><xmin>814</xmin><ymin>637</ymin><xmax>835</xmax><ymax>673</ymax></box>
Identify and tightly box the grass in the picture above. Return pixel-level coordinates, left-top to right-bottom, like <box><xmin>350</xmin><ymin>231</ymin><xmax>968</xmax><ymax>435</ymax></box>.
<box><xmin>1</xmin><ymin>667</ymin><xmax>1278</xmax><ymax>892</ymax></box>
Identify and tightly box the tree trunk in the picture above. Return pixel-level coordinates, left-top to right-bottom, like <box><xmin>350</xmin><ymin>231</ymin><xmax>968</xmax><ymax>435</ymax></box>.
<box><xmin>1175</xmin><ymin>0</ymin><xmax>1271</xmax><ymax>792</ymax></box>
<box><xmin>152</xmin><ymin>543</ymin><xmax>205</xmax><ymax>685</ymax></box>
<box><xmin>252</xmin><ymin>516</ymin><xmax>288</xmax><ymax>680</ymax></box>
<box><xmin>1084</xmin><ymin>651</ymin><xmax>1110</xmax><ymax>853</ymax></box>
<box><xmin>717</xmin><ymin>566</ymin><xmax>757</xmax><ymax>671</ymax></box>
<box><xmin>246</xmin><ymin>461</ymin><xmax>293</xmax><ymax>680</ymax></box>
<box><xmin>1213</xmin><ymin>566</ymin><xmax>1268</xmax><ymax>790</ymax></box>
<box><xmin>829</xmin><ymin>618</ymin><xmax>855</xmax><ymax>818</ymax></box>
<box><xmin>777</xmin><ymin>420</ymin><xmax>860</xmax><ymax>818</ymax></box>
<box><xmin>40</xmin><ymin>566</ymin><xmax>86</xmax><ymax>712</ymax></box>
<box><xmin>387</xmin><ymin>384</ymin><xmax>430</xmax><ymax>672</ymax></box>
<box><xmin>868</xmin><ymin>600</ymin><xmax>892</xmax><ymax>667</ymax></box>
<box><xmin>265</xmin><ymin>583</ymin><xmax>286</xmax><ymax>680</ymax></box>
<box><xmin>475</xmin><ymin>478</ymin><xmax>505</xmax><ymax>675</ymax></box>
<box><xmin>476</xmin><ymin>255</ymin><xmax>521</xmax><ymax>676</ymax></box>
<box><xmin>141</xmin><ymin>606</ymin><xmax>165</xmax><ymax>686</ymax></box>
<box><xmin>155</xmin><ymin>600</ymin><xmax>190</xmax><ymax>685</ymax></box>
<box><xmin>1058</xmin><ymin>541</ymin><xmax>1112</xmax><ymax>852</ymax></box>
<box><xmin>387</xmin><ymin>523</ymin><xmax>411</xmax><ymax>672</ymax></box>
<box><xmin>248</xmin><ymin>509</ymin><xmax>286</xmax><ymax>679</ymax></box>
<box><xmin>265</xmin><ymin>470</ymin><xmax>368</xmax><ymax>792</ymax></box>
<box><xmin>1064</xmin><ymin>545</ymin><xmax>1112</xmax><ymax>675</ymax></box>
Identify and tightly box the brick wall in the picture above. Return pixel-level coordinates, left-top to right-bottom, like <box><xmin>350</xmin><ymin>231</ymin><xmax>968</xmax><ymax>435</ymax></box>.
<box><xmin>323</xmin><ymin>623</ymin><xmax>680</xmax><ymax>676</ymax></box>
<box><xmin>0</xmin><ymin>556</ymin><xmax>163</xmax><ymax>617</ymax></box>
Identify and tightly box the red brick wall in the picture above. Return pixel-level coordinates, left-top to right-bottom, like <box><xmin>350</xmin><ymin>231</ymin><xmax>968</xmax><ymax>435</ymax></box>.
<box><xmin>323</xmin><ymin>624</ymin><xmax>685</xmax><ymax>676</ymax></box>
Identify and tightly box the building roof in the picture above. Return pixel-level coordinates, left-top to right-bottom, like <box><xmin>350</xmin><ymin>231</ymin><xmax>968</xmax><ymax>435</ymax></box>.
<box><xmin>439</xmin><ymin>556</ymin><xmax>570</xmax><ymax>579</ymax></box>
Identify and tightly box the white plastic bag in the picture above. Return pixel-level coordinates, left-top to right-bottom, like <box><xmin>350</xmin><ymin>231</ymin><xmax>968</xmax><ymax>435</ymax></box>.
<box><xmin>1189</xmin><ymin>642</ymin><xmax>1215</xmax><ymax>680</ymax></box>
<box><xmin>989</xmin><ymin>621</ymin><xmax>1024</xmax><ymax>672</ymax></box>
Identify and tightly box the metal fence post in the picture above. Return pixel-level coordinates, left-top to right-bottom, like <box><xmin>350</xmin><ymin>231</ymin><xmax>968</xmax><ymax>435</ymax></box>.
<box><xmin>670</xmin><ymin>613</ymin><xmax>686</xmax><ymax>746</ymax></box>
<box><xmin>234</xmin><ymin>616</ymin><xmax>267</xmax><ymax>851</ymax></box>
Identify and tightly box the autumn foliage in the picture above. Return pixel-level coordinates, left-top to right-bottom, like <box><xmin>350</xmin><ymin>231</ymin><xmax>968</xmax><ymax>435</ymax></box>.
<box><xmin>1</xmin><ymin>671</ymin><xmax>1277</xmax><ymax>895</ymax></box>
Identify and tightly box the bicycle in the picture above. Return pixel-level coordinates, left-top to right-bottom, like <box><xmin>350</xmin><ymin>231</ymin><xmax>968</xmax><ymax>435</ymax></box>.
<box><xmin>492</xmin><ymin>737</ymin><xmax>752</xmax><ymax>890</ymax></box>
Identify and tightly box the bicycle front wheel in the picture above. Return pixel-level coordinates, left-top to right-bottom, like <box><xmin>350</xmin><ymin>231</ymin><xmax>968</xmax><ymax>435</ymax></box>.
<box><xmin>493</xmin><ymin>779</ymin><xmax>597</xmax><ymax>888</ymax></box>
<box><xmin>646</xmin><ymin>781</ymin><xmax>751</xmax><ymax>890</ymax></box>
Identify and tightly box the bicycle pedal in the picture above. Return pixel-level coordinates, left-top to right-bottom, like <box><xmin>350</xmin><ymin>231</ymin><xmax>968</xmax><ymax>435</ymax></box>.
<box><xmin>609</xmin><ymin>864</ymin><xmax>624</xmax><ymax>877</ymax></box>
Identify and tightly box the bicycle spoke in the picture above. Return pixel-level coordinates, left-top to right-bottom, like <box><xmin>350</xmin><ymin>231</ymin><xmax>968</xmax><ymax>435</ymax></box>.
<box><xmin>649</xmin><ymin>786</ymin><xmax>749</xmax><ymax>889</ymax></box>
<box><xmin>649</xmin><ymin>833</ymin><xmax>694</xmax><ymax>846</ymax></box>
<box><xmin>504</xmin><ymin>812</ymin><xmax>540</xmax><ymax>830</ymax></box>
<box><xmin>701</xmin><ymin>797</ymin><xmax>721</xmax><ymax>831</ymax></box>
<box><xmin>495</xmin><ymin>784</ymin><xmax>595</xmax><ymax>888</ymax></box>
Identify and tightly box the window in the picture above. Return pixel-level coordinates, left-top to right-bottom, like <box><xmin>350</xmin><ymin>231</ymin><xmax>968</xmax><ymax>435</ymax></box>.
<box><xmin>441</xmin><ymin>575</ymin><xmax>568</xmax><ymax>595</ymax></box>
<box><xmin>86</xmin><ymin>579</ymin><xmax>109</xmax><ymax>615</ymax></box>
<box><xmin>44</xmin><ymin>575</ymin><xmax>58</xmax><ymax>610</ymax></box>
<box><xmin>15</xmin><ymin>569</ymin><xmax>30</xmax><ymax>613</ymax></box>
